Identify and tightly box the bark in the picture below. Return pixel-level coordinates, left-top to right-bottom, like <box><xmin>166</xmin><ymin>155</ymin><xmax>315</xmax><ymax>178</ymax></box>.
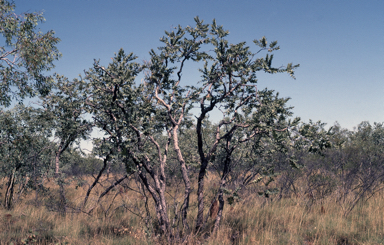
<box><xmin>195</xmin><ymin>112</ymin><xmax>207</xmax><ymax>230</ymax></box>
<box><xmin>55</xmin><ymin>140</ymin><xmax>75</xmax><ymax>215</ymax></box>
<box><xmin>55</xmin><ymin>147</ymin><xmax>67</xmax><ymax>215</ymax></box>
<box><xmin>131</xmin><ymin>139</ymin><xmax>170</xmax><ymax>237</ymax></box>
<box><xmin>97</xmin><ymin>175</ymin><xmax>128</xmax><ymax>200</ymax></box>
<box><xmin>82</xmin><ymin>154</ymin><xmax>108</xmax><ymax>210</ymax></box>
<box><xmin>213</xmin><ymin>190</ymin><xmax>224</xmax><ymax>233</ymax></box>
<box><xmin>4</xmin><ymin>168</ymin><xmax>16</xmax><ymax>209</ymax></box>
<box><xmin>86</xmin><ymin>175</ymin><xmax>128</xmax><ymax>214</ymax></box>
<box><xmin>172</xmin><ymin>126</ymin><xmax>191</xmax><ymax>231</ymax></box>
<box><xmin>155</xmin><ymin>159</ymin><xmax>170</xmax><ymax>236</ymax></box>
<box><xmin>213</xmin><ymin>143</ymin><xmax>232</xmax><ymax>233</ymax></box>
<box><xmin>195</xmin><ymin>115</ymin><xmax>221</xmax><ymax>230</ymax></box>
<box><xmin>57</xmin><ymin>178</ymin><xmax>67</xmax><ymax>215</ymax></box>
<box><xmin>55</xmin><ymin>145</ymin><xmax>61</xmax><ymax>176</ymax></box>
<box><xmin>195</xmin><ymin>158</ymin><xmax>208</xmax><ymax>230</ymax></box>
<box><xmin>137</xmin><ymin>167</ymin><xmax>170</xmax><ymax>237</ymax></box>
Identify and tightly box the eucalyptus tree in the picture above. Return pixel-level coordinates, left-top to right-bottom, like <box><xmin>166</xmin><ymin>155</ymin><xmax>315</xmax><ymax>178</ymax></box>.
<box><xmin>338</xmin><ymin>121</ymin><xmax>384</xmax><ymax>215</ymax></box>
<box><xmin>133</xmin><ymin>16</ymin><xmax>300</xmax><ymax>232</ymax></box>
<box><xmin>40</xmin><ymin>75</ymin><xmax>92</xmax><ymax>178</ymax></box>
<box><xmin>0</xmin><ymin>0</ymin><xmax>61</xmax><ymax>107</ymax></box>
<box><xmin>182</xmin><ymin>19</ymin><xmax>298</xmax><ymax>230</ymax></box>
<box><xmin>293</xmin><ymin>120</ymin><xmax>333</xmax><ymax>155</ymax></box>
<box><xmin>0</xmin><ymin>105</ymin><xmax>52</xmax><ymax>209</ymax></box>
<box><xmin>84</xmin><ymin>47</ymin><xmax>192</xmax><ymax>237</ymax></box>
<box><xmin>84</xmin><ymin>17</ymin><xmax>299</xmax><ymax>239</ymax></box>
<box><xmin>39</xmin><ymin>75</ymin><xmax>92</xmax><ymax>214</ymax></box>
<box><xmin>205</xmin><ymin>90</ymin><xmax>299</xmax><ymax>232</ymax></box>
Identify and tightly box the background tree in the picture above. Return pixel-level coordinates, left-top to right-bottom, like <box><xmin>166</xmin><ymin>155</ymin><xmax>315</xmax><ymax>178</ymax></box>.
<box><xmin>0</xmin><ymin>0</ymin><xmax>61</xmax><ymax>107</ymax></box>
<box><xmin>40</xmin><ymin>75</ymin><xmax>92</xmax><ymax>178</ymax></box>
<box><xmin>39</xmin><ymin>75</ymin><xmax>92</xmax><ymax>214</ymax></box>
<box><xmin>335</xmin><ymin>121</ymin><xmax>384</xmax><ymax>216</ymax></box>
<box><xmin>0</xmin><ymin>105</ymin><xmax>52</xmax><ymax>209</ymax></box>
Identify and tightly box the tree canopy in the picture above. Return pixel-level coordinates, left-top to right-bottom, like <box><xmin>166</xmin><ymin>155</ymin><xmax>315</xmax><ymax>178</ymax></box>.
<box><xmin>0</xmin><ymin>0</ymin><xmax>61</xmax><ymax>107</ymax></box>
<box><xmin>80</xmin><ymin>17</ymin><xmax>300</xmax><ymax>236</ymax></box>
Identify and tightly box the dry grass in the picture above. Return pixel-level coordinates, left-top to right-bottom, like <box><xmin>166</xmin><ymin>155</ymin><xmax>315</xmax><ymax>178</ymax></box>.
<box><xmin>0</xmin><ymin>175</ymin><xmax>151</xmax><ymax>245</ymax></box>
<box><xmin>1</xmin><ymin>174</ymin><xmax>384</xmax><ymax>244</ymax></box>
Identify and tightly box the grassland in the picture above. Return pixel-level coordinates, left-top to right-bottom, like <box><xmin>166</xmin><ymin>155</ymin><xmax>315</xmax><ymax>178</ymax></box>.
<box><xmin>1</xmin><ymin>174</ymin><xmax>384</xmax><ymax>245</ymax></box>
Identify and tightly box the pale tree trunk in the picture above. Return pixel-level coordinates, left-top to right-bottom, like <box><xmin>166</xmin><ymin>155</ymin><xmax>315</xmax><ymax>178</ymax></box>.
<box><xmin>153</xmin><ymin>78</ymin><xmax>192</xmax><ymax>234</ymax></box>
<box><xmin>149</xmin><ymin>135</ymin><xmax>171</xmax><ymax>237</ymax></box>
<box><xmin>137</xmin><ymin>166</ymin><xmax>170</xmax><ymax>237</ymax></box>
<box><xmin>156</xmin><ymin>159</ymin><xmax>170</xmax><ymax>236</ymax></box>
<box><xmin>129</xmin><ymin>131</ymin><xmax>171</xmax><ymax>238</ymax></box>
<box><xmin>172</xmin><ymin>125</ymin><xmax>191</xmax><ymax>231</ymax></box>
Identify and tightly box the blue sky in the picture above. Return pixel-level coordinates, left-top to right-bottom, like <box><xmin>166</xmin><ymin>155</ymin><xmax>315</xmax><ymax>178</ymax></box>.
<box><xmin>14</xmin><ymin>0</ymin><xmax>384</xmax><ymax>131</ymax></box>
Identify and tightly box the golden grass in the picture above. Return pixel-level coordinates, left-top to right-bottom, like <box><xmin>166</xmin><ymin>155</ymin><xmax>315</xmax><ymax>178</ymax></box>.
<box><xmin>1</xmin><ymin>174</ymin><xmax>384</xmax><ymax>244</ymax></box>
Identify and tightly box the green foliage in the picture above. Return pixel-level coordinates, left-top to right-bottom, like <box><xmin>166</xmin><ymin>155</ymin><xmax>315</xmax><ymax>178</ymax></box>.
<box><xmin>84</xmin><ymin>49</ymin><xmax>144</xmax><ymax>162</ymax></box>
<box><xmin>60</xmin><ymin>149</ymin><xmax>104</xmax><ymax>176</ymax></box>
<box><xmin>80</xmin><ymin>17</ymin><xmax>302</xmax><ymax>235</ymax></box>
<box><xmin>293</xmin><ymin>120</ymin><xmax>333</xmax><ymax>155</ymax></box>
<box><xmin>40</xmin><ymin>75</ymin><xmax>92</xmax><ymax>158</ymax></box>
<box><xmin>0</xmin><ymin>0</ymin><xmax>61</xmax><ymax>106</ymax></box>
<box><xmin>0</xmin><ymin>105</ymin><xmax>53</xmax><ymax>208</ymax></box>
<box><xmin>0</xmin><ymin>105</ymin><xmax>52</xmax><ymax>176</ymax></box>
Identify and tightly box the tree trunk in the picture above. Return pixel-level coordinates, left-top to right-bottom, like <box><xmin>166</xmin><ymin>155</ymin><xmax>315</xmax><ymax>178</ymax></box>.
<box><xmin>213</xmin><ymin>189</ymin><xmax>225</xmax><ymax>233</ymax></box>
<box><xmin>82</xmin><ymin>155</ymin><xmax>108</xmax><ymax>210</ymax></box>
<box><xmin>213</xmin><ymin>147</ymin><xmax>232</xmax><ymax>233</ymax></box>
<box><xmin>137</xmin><ymin>168</ymin><xmax>170</xmax><ymax>237</ymax></box>
<box><xmin>195</xmin><ymin>158</ymin><xmax>209</xmax><ymax>230</ymax></box>
<box><xmin>195</xmin><ymin>113</ymin><xmax>222</xmax><ymax>230</ymax></box>
<box><xmin>172</xmin><ymin>126</ymin><xmax>191</xmax><ymax>231</ymax></box>
<box><xmin>4</xmin><ymin>168</ymin><xmax>16</xmax><ymax>209</ymax></box>
<box><xmin>127</xmin><ymin>133</ymin><xmax>171</xmax><ymax>238</ymax></box>
<box><xmin>155</xmin><ymin>160</ymin><xmax>170</xmax><ymax>237</ymax></box>
<box><xmin>55</xmin><ymin>148</ymin><xmax>67</xmax><ymax>215</ymax></box>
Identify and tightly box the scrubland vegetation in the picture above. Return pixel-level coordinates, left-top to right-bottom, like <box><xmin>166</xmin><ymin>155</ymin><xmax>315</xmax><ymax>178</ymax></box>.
<box><xmin>2</xmin><ymin>140</ymin><xmax>384</xmax><ymax>245</ymax></box>
<box><xmin>1</xmin><ymin>1</ymin><xmax>384</xmax><ymax>244</ymax></box>
<box><xmin>2</xmin><ymin>120</ymin><xmax>384</xmax><ymax>245</ymax></box>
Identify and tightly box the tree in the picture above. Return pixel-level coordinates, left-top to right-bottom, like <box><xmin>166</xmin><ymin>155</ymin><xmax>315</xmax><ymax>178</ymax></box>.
<box><xmin>0</xmin><ymin>0</ymin><xmax>61</xmax><ymax>107</ymax></box>
<box><xmin>338</xmin><ymin>121</ymin><xmax>384</xmax><ymax>216</ymax></box>
<box><xmin>40</xmin><ymin>75</ymin><xmax>92</xmax><ymax>178</ymax></box>
<box><xmin>39</xmin><ymin>75</ymin><xmax>92</xmax><ymax>214</ymax></box>
<box><xmin>0</xmin><ymin>105</ymin><xmax>52</xmax><ymax>209</ymax></box>
<box><xmin>83</xmin><ymin>17</ymin><xmax>299</xmax><ymax>240</ymax></box>
<box><xmin>204</xmin><ymin>90</ymin><xmax>299</xmax><ymax>232</ymax></box>
<box><xmin>179</xmin><ymin>19</ymin><xmax>298</xmax><ymax>230</ymax></box>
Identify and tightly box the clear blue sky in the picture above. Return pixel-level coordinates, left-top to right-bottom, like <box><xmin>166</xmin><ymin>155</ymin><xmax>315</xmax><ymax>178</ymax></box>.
<box><xmin>15</xmin><ymin>0</ymin><xmax>384</xmax><ymax>130</ymax></box>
